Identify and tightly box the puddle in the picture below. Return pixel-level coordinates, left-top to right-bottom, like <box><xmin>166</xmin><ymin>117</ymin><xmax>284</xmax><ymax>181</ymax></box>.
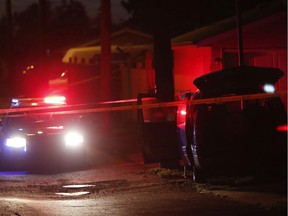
<box><xmin>35</xmin><ymin>179</ymin><xmax>130</xmax><ymax>197</ymax></box>
<box><xmin>55</xmin><ymin>191</ymin><xmax>90</xmax><ymax>196</ymax></box>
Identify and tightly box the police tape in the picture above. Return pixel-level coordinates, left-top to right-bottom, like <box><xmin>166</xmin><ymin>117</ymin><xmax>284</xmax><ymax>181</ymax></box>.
<box><xmin>0</xmin><ymin>91</ymin><xmax>287</xmax><ymax>116</ymax></box>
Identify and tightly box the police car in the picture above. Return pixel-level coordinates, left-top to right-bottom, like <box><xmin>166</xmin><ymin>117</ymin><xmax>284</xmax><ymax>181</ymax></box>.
<box><xmin>0</xmin><ymin>96</ymin><xmax>88</xmax><ymax>170</ymax></box>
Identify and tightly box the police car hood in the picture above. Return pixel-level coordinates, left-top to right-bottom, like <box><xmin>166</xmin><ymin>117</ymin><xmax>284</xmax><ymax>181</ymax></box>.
<box><xmin>193</xmin><ymin>66</ymin><xmax>284</xmax><ymax>95</ymax></box>
<box><xmin>3</xmin><ymin>115</ymin><xmax>76</xmax><ymax>136</ymax></box>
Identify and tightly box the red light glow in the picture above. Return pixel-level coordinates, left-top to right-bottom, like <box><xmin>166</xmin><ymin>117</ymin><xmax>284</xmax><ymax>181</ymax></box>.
<box><xmin>180</xmin><ymin>110</ymin><xmax>187</xmax><ymax>116</ymax></box>
<box><xmin>153</xmin><ymin>111</ymin><xmax>166</xmax><ymax>120</ymax></box>
<box><xmin>177</xmin><ymin>104</ymin><xmax>187</xmax><ymax>125</ymax></box>
<box><xmin>276</xmin><ymin>125</ymin><xmax>288</xmax><ymax>132</ymax></box>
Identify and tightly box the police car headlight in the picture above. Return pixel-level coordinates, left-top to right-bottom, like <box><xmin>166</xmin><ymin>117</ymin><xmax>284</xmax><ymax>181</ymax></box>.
<box><xmin>6</xmin><ymin>137</ymin><xmax>27</xmax><ymax>149</ymax></box>
<box><xmin>65</xmin><ymin>132</ymin><xmax>83</xmax><ymax>148</ymax></box>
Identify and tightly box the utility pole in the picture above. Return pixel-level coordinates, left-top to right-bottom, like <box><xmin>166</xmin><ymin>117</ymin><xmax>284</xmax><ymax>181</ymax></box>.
<box><xmin>100</xmin><ymin>0</ymin><xmax>112</xmax><ymax>101</ymax></box>
<box><xmin>236</xmin><ymin>0</ymin><xmax>244</xmax><ymax>67</ymax></box>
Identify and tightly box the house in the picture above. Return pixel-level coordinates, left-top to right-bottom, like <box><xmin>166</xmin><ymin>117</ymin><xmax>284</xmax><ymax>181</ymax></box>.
<box><xmin>61</xmin><ymin>0</ymin><xmax>287</xmax><ymax>107</ymax></box>
<box><xmin>60</xmin><ymin>28</ymin><xmax>153</xmax><ymax>102</ymax></box>
<box><xmin>172</xmin><ymin>0</ymin><xmax>287</xmax><ymax>106</ymax></box>
<box><xmin>62</xmin><ymin>28</ymin><xmax>154</xmax><ymax>101</ymax></box>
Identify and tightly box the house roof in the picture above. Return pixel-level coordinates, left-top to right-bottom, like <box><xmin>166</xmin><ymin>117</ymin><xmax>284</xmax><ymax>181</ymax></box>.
<box><xmin>77</xmin><ymin>28</ymin><xmax>153</xmax><ymax>47</ymax></box>
<box><xmin>172</xmin><ymin>0</ymin><xmax>286</xmax><ymax>45</ymax></box>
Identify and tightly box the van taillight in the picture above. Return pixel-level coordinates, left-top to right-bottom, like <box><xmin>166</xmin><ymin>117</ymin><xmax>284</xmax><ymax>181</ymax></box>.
<box><xmin>276</xmin><ymin>124</ymin><xmax>288</xmax><ymax>132</ymax></box>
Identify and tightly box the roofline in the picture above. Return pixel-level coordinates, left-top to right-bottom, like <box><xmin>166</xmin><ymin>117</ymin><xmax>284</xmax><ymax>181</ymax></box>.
<box><xmin>62</xmin><ymin>44</ymin><xmax>153</xmax><ymax>64</ymax></box>
<box><xmin>76</xmin><ymin>28</ymin><xmax>152</xmax><ymax>47</ymax></box>
<box><xmin>198</xmin><ymin>12</ymin><xmax>286</xmax><ymax>46</ymax></box>
<box><xmin>172</xmin><ymin>0</ymin><xmax>286</xmax><ymax>45</ymax></box>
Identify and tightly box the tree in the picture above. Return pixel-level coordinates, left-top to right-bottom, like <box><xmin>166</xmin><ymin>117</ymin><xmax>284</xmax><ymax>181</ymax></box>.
<box><xmin>152</xmin><ymin>0</ymin><xmax>174</xmax><ymax>101</ymax></box>
<box><xmin>121</xmin><ymin>0</ymin><xmax>176</xmax><ymax>101</ymax></box>
<box><xmin>3</xmin><ymin>0</ymin><xmax>92</xmax><ymax>96</ymax></box>
<box><xmin>49</xmin><ymin>0</ymin><xmax>91</xmax><ymax>47</ymax></box>
<box><xmin>9</xmin><ymin>0</ymin><xmax>91</xmax><ymax>63</ymax></box>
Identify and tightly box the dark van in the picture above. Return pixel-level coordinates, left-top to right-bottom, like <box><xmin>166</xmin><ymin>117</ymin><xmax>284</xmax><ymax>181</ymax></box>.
<box><xmin>180</xmin><ymin>66</ymin><xmax>287</xmax><ymax>182</ymax></box>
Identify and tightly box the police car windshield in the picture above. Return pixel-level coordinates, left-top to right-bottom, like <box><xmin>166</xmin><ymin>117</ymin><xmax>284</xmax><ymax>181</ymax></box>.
<box><xmin>6</xmin><ymin>113</ymin><xmax>73</xmax><ymax>127</ymax></box>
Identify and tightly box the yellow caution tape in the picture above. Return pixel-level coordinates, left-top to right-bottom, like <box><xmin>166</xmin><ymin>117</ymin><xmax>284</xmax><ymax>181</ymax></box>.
<box><xmin>0</xmin><ymin>91</ymin><xmax>286</xmax><ymax>116</ymax></box>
